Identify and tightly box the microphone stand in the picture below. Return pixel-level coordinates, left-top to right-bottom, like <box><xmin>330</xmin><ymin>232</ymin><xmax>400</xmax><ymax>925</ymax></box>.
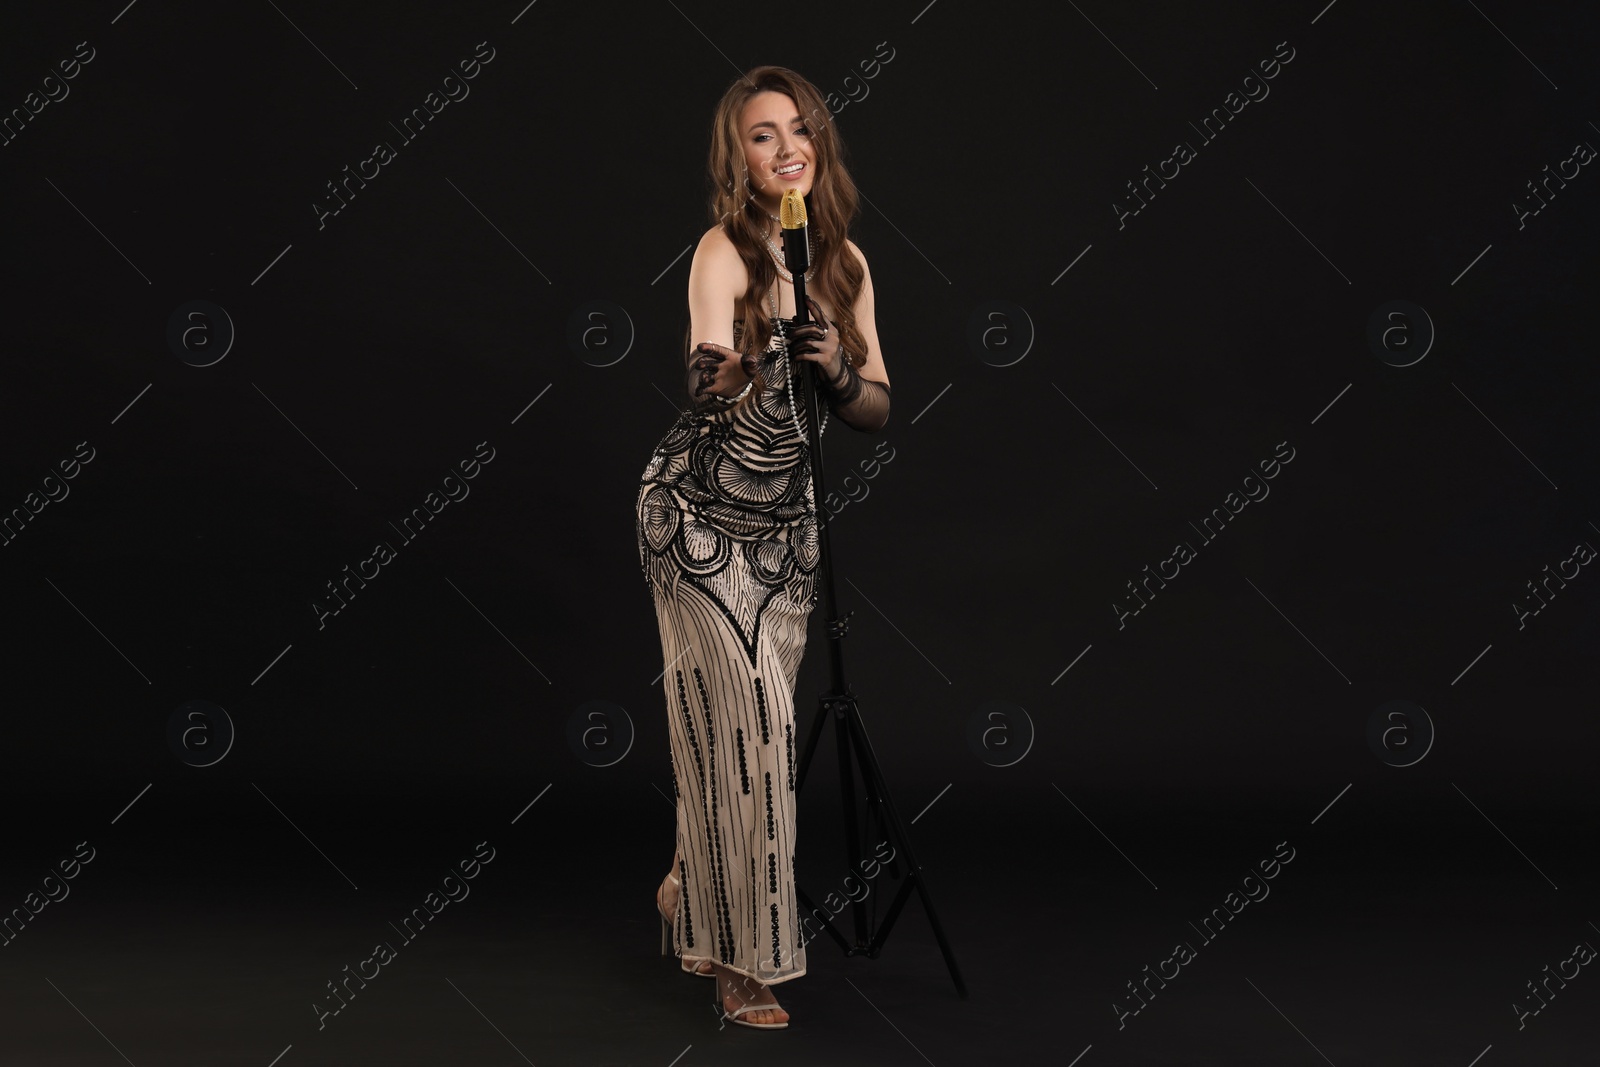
<box><xmin>779</xmin><ymin>195</ymin><xmax>966</xmax><ymax>998</ymax></box>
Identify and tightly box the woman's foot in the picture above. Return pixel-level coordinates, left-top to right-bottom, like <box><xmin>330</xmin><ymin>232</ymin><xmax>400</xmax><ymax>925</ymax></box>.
<box><xmin>658</xmin><ymin>860</ymin><xmax>714</xmax><ymax>976</ymax></box>
<box><xmin>713</xmin><ymin>964</ymin><xmax>790</xmax><ymax>1027</ymax></box>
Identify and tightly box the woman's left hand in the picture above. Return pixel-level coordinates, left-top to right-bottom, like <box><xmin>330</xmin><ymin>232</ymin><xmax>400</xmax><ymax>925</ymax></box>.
<box><xmin>786</xmin><ymin>296</ymin><xmax>844</xmax><ymax>385</ymax></box>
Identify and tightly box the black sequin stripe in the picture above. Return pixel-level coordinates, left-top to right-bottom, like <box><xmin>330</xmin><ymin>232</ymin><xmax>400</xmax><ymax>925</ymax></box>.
<box><xmin>765</xmin><ymin>771</ymin><xmax>775</xmax><ymax>841</ymax></box>
<box><xmin>678</xmin><ymin>854</ymin><xmax>694</xmax><ymax>950</ymax></box>
<box><xmin>693</xmin><ymin>666</ymin><xmax>735</xmax><ymax>963</ymax></box>
<box><xmin>736</xmin><ymin>726</ymin><xmax>750</xmax><ymax>794</ymax></box>
<box><xmin>767</xmin><ymin>852</ymin><xmax>778</xmax><ymax>893</ymax></box>
<box><xmin>784</xmin><ymin>722</ymin><xmax>794</xmax><ymax>791</ymax></box>
<box><xmin>770</xmin><ymin>903</ymin><xmax>782</xmax><ymax>969</ymax></box>
<box><xmin>755</xmin><ymin>675</ymin><xmax>770</xmax><ymax>744</ymax></box>
<box><xmin>673</xmin><ymin>668</ymin><xmax>707</xmax><ymax>949</ymax></box>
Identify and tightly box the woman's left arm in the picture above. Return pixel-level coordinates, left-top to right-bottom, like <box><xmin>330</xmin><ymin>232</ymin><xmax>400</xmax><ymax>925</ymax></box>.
<box><xmin>791</xmin><ymin>240</ymin><xmax>892</xmax><ymax>432</ymax></box>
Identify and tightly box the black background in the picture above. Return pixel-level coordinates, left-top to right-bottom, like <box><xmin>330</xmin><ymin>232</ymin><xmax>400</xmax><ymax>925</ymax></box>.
<box><xmin>1</xmin><ymin>1</ymin><xmax>1596</xmax><ymax>1064</ymax></box>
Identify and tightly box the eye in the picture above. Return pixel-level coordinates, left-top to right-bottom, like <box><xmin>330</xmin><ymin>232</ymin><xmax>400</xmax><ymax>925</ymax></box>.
<box><xmin>753</xmin><ymin>127</ymin><xmax>809</xmax><ymax>143</ymax></box>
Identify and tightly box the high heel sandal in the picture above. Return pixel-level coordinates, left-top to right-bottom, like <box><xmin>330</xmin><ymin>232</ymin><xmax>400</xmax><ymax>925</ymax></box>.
<box><xmin>656</xmin><ymin>871</ymin><xmax>715</xmax><ymax>978</ymax></box>
<box><xmin>711</xmin><ymin>967</ymin><xmax>790</xmax><ymax>1030</ymax></box>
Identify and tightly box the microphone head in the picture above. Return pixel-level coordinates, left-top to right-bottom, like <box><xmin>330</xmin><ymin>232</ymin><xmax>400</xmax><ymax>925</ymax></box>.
<box><xmin>780</xmin><ymin>189</ymin><xmax>807</xmax><ymax>229</ymax></box>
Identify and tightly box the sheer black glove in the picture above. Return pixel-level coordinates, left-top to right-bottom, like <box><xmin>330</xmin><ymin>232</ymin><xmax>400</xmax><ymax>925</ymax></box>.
<box><xmin>685</xmin><ymin>339</ymin><xmax>759</xmax><ymax>416</ymax></box>
<box><xmin>785</xmin><ymin>299</ymin><xmax>890</xmax><ymax>433</ymax></box>
<box><xmin>817</xmin><ymin>352</ymin><xmax>891</xmax><ymax>432</ymax></box>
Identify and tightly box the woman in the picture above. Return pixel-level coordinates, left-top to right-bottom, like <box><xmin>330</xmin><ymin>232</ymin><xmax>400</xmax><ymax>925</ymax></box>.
<box><xmin>635</xmin><ymin>65</ymin><xmax>892</xmax><ymax>1030</ymax></box>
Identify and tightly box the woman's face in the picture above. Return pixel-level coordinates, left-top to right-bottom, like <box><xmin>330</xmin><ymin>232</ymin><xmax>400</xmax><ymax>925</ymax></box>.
<box><xmin>738</xmin><ymin>91</ymin><xmax>815</xmax><ymax>215</ymax></box>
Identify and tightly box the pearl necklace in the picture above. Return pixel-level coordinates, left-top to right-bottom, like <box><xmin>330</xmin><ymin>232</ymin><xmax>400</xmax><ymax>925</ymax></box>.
<box><xmin>768</xmin><ymin>282</ymin><xmax>827</xmax><ymax>445</ymax></box>
<box><xmin>762</xmin><ymin>214</ymin><xmax>812</xmax><ymax>284</ymax></box>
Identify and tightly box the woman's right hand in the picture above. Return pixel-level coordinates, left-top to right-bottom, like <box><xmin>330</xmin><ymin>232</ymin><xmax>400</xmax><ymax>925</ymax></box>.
<box><xmin>690</xmin><ymin>341</ymin><xmax>755</xmax><ymax>398</ymax></box>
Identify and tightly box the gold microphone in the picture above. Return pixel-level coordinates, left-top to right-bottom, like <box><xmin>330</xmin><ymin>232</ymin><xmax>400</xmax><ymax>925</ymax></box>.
<box><xmin>779</xmin><ymin>189</ymin><xmax>812</xmax><ymax>328</ymax></box>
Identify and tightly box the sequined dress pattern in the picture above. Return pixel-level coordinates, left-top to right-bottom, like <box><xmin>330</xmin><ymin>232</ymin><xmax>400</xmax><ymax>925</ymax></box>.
<box><xmin>635</xmin><ymin>327</ymin><xmax>819</xmax><ymax>985</ymax></box>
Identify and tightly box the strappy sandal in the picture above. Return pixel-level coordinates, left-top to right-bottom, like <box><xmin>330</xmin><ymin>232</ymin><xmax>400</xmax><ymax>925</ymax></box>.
<box><xmin>657</xmin><ymin>870</ymin><xmax>715</xmax><ymax>977</ymax></box>
<box><xmin>712</xmin><ymin>969</ymin><xmax>790</xmax><ymax>1030</ymax></box>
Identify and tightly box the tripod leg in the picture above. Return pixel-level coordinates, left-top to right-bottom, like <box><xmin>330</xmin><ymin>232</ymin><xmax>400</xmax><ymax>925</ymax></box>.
<box><xmin>841</xmin><ymin>693</ymin><xmax>968</xmax><ymax>997</ymax></box>
<box><xmin>795</xmin><ymin>687</ymin><xmax>831</xmax><ymax>791</ymax></box>
<box><xmin>833</xmin><ymin>694</ymin><xmax>869</xmax><ymax>953</ymax></box>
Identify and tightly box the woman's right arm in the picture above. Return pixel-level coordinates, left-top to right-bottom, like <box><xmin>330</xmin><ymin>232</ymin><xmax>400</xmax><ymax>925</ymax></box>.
<box><xmin>684</xmin><ymin>227</ymin><xmax>751</xmax><ymax>410</ymax></box>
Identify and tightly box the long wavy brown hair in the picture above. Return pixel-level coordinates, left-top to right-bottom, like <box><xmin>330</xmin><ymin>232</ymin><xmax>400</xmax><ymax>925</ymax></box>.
<box><xmin>685</xmin><ymin>65</ymin><xmax>868</xmax><ymax>411</ymax></box>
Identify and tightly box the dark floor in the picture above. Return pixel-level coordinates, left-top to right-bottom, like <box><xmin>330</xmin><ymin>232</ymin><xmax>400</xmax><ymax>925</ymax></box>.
<box><xmin>2</xmin><ymin>787</ymin><xmax>1595</xmax><ymax>1066</ymax></box>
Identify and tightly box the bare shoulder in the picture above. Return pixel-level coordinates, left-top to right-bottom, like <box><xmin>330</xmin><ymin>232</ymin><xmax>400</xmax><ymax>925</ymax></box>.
<box><xmin>696</xmin><ymin>224</ymin><xmax>743</xmax><ymax>267</ymax></box>
<box><xmin>691</xmin><ymin>225</ymin><xmax>747</xmax><ymax>292</ymax></box>
<box><xmin>844</xmin><ymin>238</ymin><xmax>870</xmax><ymax>274</ymax></box>
<box><xmin>842</xmin><ymin>239</ymin><xmax>874</xmax><ymax>309</ymax></box>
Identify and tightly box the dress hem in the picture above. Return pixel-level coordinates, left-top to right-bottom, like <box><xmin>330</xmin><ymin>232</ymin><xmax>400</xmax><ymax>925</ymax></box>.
<box><xmin>679</xmin><ymin>955</ymin><xmax>807</xmax><ymax>987</ymax></box>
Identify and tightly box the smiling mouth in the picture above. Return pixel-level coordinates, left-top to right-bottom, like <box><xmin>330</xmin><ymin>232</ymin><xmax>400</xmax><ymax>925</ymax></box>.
<box><xmin>775</xmin><ymin>162</ymin><xmax>806</xmax><ymax>178</ymax></box>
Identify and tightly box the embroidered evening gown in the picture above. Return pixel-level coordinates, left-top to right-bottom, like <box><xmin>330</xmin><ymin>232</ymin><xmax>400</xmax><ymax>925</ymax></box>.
<box><xmin>635</xmin><ymin>324</ymin><xmax>821</xmax><ymax>985</ymax></box>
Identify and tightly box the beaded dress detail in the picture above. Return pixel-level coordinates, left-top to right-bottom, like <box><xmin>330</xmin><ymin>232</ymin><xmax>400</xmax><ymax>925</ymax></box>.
<box><xmin>634</xmin><ymin>321</ymin><xmax>820</xmax><ymax>985</ymax></box>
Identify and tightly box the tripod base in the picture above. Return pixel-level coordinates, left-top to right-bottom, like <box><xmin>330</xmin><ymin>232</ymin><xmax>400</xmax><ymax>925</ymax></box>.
<box><xmin>796</xmin><ymin>688</ymin><xmax>968</xmax><ymax>998</ymax></box>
